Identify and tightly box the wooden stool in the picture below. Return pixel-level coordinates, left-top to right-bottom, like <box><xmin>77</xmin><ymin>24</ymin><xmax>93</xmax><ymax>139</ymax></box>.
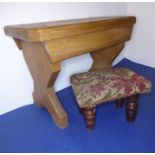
<box><xmin>71</xmin><ymin>67</ymin><xmax>152</xmax><ymax>129</ymax></box>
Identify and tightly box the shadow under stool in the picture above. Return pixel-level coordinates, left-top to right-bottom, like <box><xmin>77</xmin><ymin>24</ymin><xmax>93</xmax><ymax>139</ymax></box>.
<box><xmin>71</xmin><ymin>67</ymin><xmax>152</xmax><ymax>129</ymax></box>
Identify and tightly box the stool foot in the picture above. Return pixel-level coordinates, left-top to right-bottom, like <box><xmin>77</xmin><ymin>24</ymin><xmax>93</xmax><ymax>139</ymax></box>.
<box><xmin>116</xmin><ymin>98</ymin><xmax>124</xmax><ymax>108</ymax></box>
<box><xmin>83</xmin><ymin>107</ymin><xmax>96</xmax><ymax>129</ymax></box>
<box><xmin>126</xmin><ymin>95</ymin><xmax>138</xmax><ymax>122</ymax></box>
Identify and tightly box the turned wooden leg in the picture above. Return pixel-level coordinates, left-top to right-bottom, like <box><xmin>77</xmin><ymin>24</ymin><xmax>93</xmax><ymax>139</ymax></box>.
<box><xmin>116</xmin><ymin>98</ymin><xmax>124</xmax><ymax>108</ymax></box>
<box><xmin>126</xmin><ymin>95</ymin><xmax>138</xmax><ymax>122</ymax></box>
<box><xmin>83</xmin><ymin>107</ymin><xmax>96</xmax><ymax>129</ymax></box>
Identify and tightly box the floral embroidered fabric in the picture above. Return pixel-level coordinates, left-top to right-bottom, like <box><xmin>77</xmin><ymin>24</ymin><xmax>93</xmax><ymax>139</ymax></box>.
<box><xmin>71</xmin><ymin>68</ymin><xmax>152</xmax><ymax>108</ymax></box>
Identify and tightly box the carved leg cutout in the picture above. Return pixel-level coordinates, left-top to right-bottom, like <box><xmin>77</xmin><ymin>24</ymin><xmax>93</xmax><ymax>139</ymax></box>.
<box><xmin>83</xmin><ymin>107</ymin><xmax>96</xmax><ymax>129</ymax></box>
<box><xmin>116</xmin><ymin>98</ymin><xmax>124</xmax><ymax>108</ymax></box>
<box><xmin>126</xmin><ymin>95</ymin><xmax>138</xmax><ymax>122</ymax></box>
<box><xmin>33</xmin><ymin>85</ymin><xmax>68</xmax><ymax>128</ymax></box>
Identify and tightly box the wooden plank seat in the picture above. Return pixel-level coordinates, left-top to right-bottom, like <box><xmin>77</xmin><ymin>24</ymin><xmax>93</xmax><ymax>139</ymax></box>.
<box><xmin>71</xmin><ymin>67</ymin><xmax>152</xmax><ymax>129</ymax></box>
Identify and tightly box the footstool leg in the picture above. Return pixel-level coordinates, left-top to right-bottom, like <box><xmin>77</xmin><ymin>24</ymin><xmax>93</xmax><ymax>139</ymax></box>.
<box><xmin>126</xmin><ymin>95</ymin><xmax>138</xmax><ymax>122</ymax></box>
<box><xmin>116</xmin><ymin>98</ymin><xmax>124</xmax><ymax>108</ymax></box>
<box><xmin>83</xmin><ymin>107</ymin><xmax>96</xmax><ymax>129</ymax></box>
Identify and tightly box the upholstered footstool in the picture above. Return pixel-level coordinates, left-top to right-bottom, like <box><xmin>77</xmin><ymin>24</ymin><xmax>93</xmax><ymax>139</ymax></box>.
<box><xmin>71</xmin><ymin>67</ymin><xmax>152</xmax><ymax>129</ymax></box>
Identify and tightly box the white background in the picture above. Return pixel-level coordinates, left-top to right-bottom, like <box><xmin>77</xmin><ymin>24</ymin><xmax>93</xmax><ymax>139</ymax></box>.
<box><xmin>125</xmin><ymin>3</ymin><xmax>155</xmax><ymax>68</ymax></box>
<box><xmin>0</xmin><ymin>2</ymin><xmax>154</xmax><ymax>114</ymax></box>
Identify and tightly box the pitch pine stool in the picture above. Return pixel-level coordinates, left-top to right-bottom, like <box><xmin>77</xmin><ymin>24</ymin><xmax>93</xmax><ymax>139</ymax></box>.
<box><xmin>71</xmin><ymin>67</ymin><xmax>152</xmax><ymax>129</ymax></box>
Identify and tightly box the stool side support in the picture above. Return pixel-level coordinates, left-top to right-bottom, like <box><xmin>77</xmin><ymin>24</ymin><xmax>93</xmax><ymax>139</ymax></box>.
<box><xmin>89</xmin><ymin>43</ymin><xmax>125</xmax><ymax>70</ymax></box>
<box><xmin>21</xmin><ymin>41</ymin><xmax>68</xmax><ymax>128</ymax></box>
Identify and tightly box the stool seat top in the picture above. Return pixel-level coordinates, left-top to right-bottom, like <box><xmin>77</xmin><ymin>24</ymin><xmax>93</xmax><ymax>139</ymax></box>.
<box><xmin>71</xmin><ymin>68</ymin><xmax>151</xmax><ymax>108</ymax></box>
<box><xmin>4</xmin><ymin>16</ymin><xmax>136</xmax><ymax>41</ymax></box>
